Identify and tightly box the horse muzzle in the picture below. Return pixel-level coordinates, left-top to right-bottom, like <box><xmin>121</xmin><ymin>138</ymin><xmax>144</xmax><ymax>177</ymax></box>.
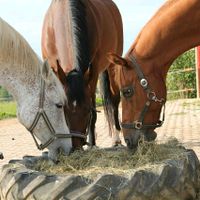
<box><xmin>123</xmin><ymin>129</ymin><xmax>157</xmax><ymax>149</ymax></box>
<box><xmin>47</xmin><ymin>138</ymin><xmax>72</xmax><ymax>163</ymax></box>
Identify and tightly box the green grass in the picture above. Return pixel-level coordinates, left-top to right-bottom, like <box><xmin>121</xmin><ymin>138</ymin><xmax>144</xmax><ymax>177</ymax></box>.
<box><xmin>0</xmin><ymin>101</ymin><xmax>17</xmax><ymax>120</ymax></box>
<box><xmin>0</xmin><ymin>98</ymin><xmax>102</xmax><ymax>120</ymax></box>
<box><xmin>96</xmin><ymin>97</ymin><xmax>103</xmax><ymax>107</ymax></box>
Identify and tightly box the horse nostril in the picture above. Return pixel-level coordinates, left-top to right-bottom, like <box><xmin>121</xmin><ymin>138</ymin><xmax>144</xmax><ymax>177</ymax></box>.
<box><xmin>55</xmin><ymin>160</ymin><xmax>60</xmax><ymax>164</ymax></box>
<box><xmin>125</xmin><ymin>139</ymin><xmax>129</xmax><ymax>145</ymax></box>
<box><xmin>125</xmin><ymin>139</ymin><xmax>131</xmax><ymax>147</ymax></box>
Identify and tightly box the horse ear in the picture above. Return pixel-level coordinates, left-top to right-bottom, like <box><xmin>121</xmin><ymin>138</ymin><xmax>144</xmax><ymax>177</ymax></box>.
<box><xmin>41</xmin><ymin>60</ymin><xmax>51</xmax><ymax>80</ymax></box>
<box><xmin>107</xmin><ymin>53</ymin><xmax>127</xmax><ymax>66</ymax></box>
<box><xmin>56</xmin><ymin>60</ymin><xmax>67</xmax><ymax>88</ymax></box>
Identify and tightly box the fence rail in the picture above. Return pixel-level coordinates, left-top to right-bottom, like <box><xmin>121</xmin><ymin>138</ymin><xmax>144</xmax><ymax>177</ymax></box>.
<box><xmin>167</xmin><ymin>67</ymin><xmax>196</xmax><ymax>99</ymax></box>
<box><xmin>168</xmin><ymin>67</ymin><xmax>195</xmax><ymax>74</ymax></box>
<box><xmin>167</xmin><ymin>88</ymin><xmax>195</xmax><ymax>94</ymax></box>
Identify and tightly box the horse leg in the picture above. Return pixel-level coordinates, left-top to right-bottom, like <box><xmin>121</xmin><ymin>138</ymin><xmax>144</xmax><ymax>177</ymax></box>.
<box><xmin>106</xmin><ymin>66</ymin><xmax>122</xmax><ymax>147</ymax></box>
<box><xmin>100</xmin><ymin>69</ymin><xmax>122</xmax><ymax>147</ymax></box>
<box><xmin>0</xmin><ymin>152</ymin><xmax>4</xmax><ymax>159</ymax></box>
<box><xmin>111</xmin><ymin>92</ymin><xmax>122</xmax><ymax>147</ymax></box>
<box><xmin>88</xmin><ymin>95</ymin><xmax>97</xmax><ymax>147</ymax></box>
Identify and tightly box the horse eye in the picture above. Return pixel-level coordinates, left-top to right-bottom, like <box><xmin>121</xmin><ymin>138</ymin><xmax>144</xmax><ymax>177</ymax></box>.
<box><xmin>55</xmin><ymin>103</ymin><xmax>63</xmax><ymax>109</ymax></box>
<box><xmin>121</xmin><ymin>86</ymin><xmax>134</xmax><ymax>98</ymax></box>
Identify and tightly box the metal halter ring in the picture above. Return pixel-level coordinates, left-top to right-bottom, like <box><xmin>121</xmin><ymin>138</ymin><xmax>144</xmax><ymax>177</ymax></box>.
<box><xmin>147</xmin><ymin>91</ymin><xmax>165</xmax><ymax>103</ymax></box>
<box><xmin>147</xmin><ymin>91</ymin><xmax>157</xmax><ymax>101</ymax></box>
<box><xmin>134</xmin><ymin>121</ymin><xmax>143</xmax><ymax>130</ymax></box>
<box><xmin>140</xmin><ymin>78</ymin><xmax>148</xmax><ymax>88</ymax></box>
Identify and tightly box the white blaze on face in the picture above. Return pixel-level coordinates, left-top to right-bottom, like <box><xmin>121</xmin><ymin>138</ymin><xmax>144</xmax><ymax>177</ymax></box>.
<box><xmin>73</xmin><ymin>101</ymin><xmax>77</xmax><ymax>108</ymax></box>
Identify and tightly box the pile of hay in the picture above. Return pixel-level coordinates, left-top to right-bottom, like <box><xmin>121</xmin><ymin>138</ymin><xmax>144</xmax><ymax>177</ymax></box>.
<box><xmin>33</xmin><ymin>138</ymin><xmax>186</xmax><ymax>177</ymax></box>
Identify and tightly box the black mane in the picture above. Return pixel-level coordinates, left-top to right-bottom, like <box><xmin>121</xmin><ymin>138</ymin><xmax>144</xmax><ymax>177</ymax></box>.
<box><xmin>66</xmin><ymin>0</ymin><xmax>90</xmax><ymax>104</ymax></box>
<box><xmin>69</xmin><ymin>0</ymin><xmax>90</xmax><ymax>73</ymax></box>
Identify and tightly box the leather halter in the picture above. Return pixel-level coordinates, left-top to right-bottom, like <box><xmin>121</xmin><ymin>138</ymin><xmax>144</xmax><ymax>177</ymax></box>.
<box><xmin>64</xmin><ymin>105</ymin><xmax>94</xmax><ymax>147</ymax></box>
<box><xmin>27</xmin><ymin>75</ymin><xmax>87</xmax><ymax>150</ymax></box>
<box><xmin>120</xmin><ymin>54</ymin><xmax>166</xmax><ymax>130</ymax></box>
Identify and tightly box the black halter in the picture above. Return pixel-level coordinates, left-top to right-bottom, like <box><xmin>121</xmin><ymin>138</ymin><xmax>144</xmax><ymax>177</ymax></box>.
<box><xmin>64</xmin><ymin>105</ymin><xmax>94</xmax><ymax>147</ymax></box>
<box><xmin>120</xmin><ymin>55</ymin><xmax>166</xmax><ymax>130</ymax></box>
<box><xmin>27</xmin><ymin>75</ymin><xmax>87</xmax><ymax>150</ymax></box>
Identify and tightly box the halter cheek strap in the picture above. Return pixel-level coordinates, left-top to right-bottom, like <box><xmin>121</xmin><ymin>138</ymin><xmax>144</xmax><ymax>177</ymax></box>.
<box><xmin>120</xmin><ymin>54</ymin><xmax>166</xmax><ymax>130</ymax></box>
<box><xmin>27</xmin><ymin>76</ymin><xmax>87</xmax><ymax>151</ymax></box>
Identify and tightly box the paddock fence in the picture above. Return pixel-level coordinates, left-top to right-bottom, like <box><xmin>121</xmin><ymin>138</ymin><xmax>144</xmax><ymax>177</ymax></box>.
<box><xmin>166</xmin><ymin>66</ymin><xmax>196</xmax><ymax>100</ymax></box>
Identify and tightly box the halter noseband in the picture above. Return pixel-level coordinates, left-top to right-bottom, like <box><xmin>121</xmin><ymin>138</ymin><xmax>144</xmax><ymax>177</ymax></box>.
<box><xmin>27</xmin><ymin>75</ymin><xmax>87</xmax><ymax>151</ymax></box>
<box><xmin>120</xmin><ymin>55</ymin><xmax>166</xmax><ymax>130</ymax></box>
<box><xmin>64</xmin><ymin>105</ymin><xmax>94</xmax><ymax>147</ymax></box>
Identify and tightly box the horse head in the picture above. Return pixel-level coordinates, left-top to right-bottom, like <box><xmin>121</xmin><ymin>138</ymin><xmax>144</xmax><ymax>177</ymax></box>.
<box><xmin>107</xmin><ymin>53</ymin><xmax>166</xmax><ymax>149</ymax></box>
<box><xmin>55</xmin><ymin>64</ymin><xmax>93</xmax><ymax>149</ymax></box>
<box><xmin>17</xmin><ymin>61</ymin><xmax>72</xmax><ymax>162</ymax></box>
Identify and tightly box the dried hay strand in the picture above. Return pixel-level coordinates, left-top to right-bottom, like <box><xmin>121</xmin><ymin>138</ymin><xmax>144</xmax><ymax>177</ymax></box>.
<box><xmin>32</xmin><ymin>138</ymin><xmax>186</xmax><ymax>178</ymax></box>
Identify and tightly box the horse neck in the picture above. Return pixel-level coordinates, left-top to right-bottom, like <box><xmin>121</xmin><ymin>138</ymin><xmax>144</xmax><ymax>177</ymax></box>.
<box><xmin>0</xmin><ymin>18</ymin><xmax>41</xmax><ymax>103</ymax></box>
<box><xmin>128</xmin><ymin>0</ymin><xmax>200</xmax><ymax>76</ymax></box>
<box><xmin>0</xmin><ymin>62</ymin><xmax>41</xmax><ymax>105</ymax></box>
<box><xmin>51</xmin><ymin>0</ymin><xmax>90</xmax><ymax>73</ymax></box>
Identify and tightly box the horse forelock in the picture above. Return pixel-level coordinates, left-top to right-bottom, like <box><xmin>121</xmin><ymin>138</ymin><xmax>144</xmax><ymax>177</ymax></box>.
<box><xmin>68</xmin><ymin>0</ymin><xmax>90</xmax><ymax>73</ymax></box>
<box><xmin>0</xmin><ymin>18</ymin><xmax>40</xmax><ymax>74</ymax></box>
<box><xmin>66</xmin><ymin>70</ymin><xmax>85</xmax><ymax>105</ymax></box>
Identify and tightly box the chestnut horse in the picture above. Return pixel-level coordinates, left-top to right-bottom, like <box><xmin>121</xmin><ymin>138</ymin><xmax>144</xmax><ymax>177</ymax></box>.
<box><xmin>41</xmin><ymin>0</ymin><xmax>123</xmax><ymax>148</ymax></box>
<box><xmin>103</xmin><ymin>0</ymin><xmax>200</xmax><ymax>149</ymax></box>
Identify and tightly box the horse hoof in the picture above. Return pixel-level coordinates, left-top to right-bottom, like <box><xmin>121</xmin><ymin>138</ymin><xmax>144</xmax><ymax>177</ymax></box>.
<box><xmin>112</xmin><ymin>140</ymin><xmax>123</xmax><ymax>147</ymax></box>
<box><xmin>85</xmin><ymin>145</ymin><xmax>98</xmax><ymax>150</ymax></box>
<box><xmin>0</xmin><ymin>152</ymin><xmax>4</xmax><ymax>160</ymax></box>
